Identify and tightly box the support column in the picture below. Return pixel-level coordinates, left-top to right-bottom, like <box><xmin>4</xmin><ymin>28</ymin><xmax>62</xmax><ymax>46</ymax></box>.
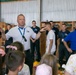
<box><xmin>0</xmin><ymin>2</ymin><xmax>1</xmax><ymax>21</ymax></box>
<box><xmin>37</xmin><ymin>0</ymin><xmax>41</xmax><ymax>27</ymax></box>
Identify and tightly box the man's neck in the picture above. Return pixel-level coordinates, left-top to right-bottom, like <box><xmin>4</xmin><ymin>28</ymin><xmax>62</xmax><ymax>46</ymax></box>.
<box><xmin>62</xmin><ymin>30</ymin><xmax>66</xmax><ymax>32</ymax></box>
<box><xmin>18</xmin><ymin>25</ymin><xmax>25</xmax><ymax>28</ymax></box>
<box><xmin>32</xmin><ymin>25</ymin><xmax>36</xmax><ymax>28</ymax></box>
<box><xmin>8</xmin><ymin>70</ymin><xmax>18</xmax><ymax>75</ymax></box>
<box><xmin>48</xmin><ymin>28</ymin><xmax>52</xmax><ymax>31</ymax></box>
<box><xmin>51</xmin><ymin>25</ymin><xmax>54</xmax><ymax>29</ymax></box>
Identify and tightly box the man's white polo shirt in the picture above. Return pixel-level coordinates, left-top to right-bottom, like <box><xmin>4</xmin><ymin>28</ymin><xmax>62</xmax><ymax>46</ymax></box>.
<box><xmin>46</xmin><ymin>30</ymin><xmax>56</xmax><ymax>54</ymax></box>
<box><xmin>6</xmin><ymin>26</ymin><xmax>36</xmax><ymax>51</ymax></box>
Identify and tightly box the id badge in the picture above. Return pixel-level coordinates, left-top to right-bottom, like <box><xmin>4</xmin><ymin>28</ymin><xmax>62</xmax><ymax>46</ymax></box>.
<box><xmin>22</xmin><ymin>36</ymin><xmax>27</xmax><ymax>42</ymax></box>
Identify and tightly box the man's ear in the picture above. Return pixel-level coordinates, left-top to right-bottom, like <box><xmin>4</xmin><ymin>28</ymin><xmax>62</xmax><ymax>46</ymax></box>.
<box><xmin>18</xmin><ymin>65</ymin><xmax>23</xmax><ymax>72</ymax></box>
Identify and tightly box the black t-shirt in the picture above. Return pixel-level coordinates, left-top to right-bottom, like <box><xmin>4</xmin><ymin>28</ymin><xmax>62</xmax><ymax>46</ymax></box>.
<box><xmin>31</xmin><ymin>26</ymin><xmax>40</xmax><ymax>34</ymax></box>
<box><xmin>58</xmin><ymin>30</ymin><xmax>70</xmax><ymax>44</ymax></box>
<box><xmin>31</xmin><ymin>26</ymin><xmax>40</xmax><ymax>41</ymax></box>
<box><xmin>5</xmin><ymin>30</ymin><xmax>13</xmax><ymax>46</ymax></box>
<box><xmin>52</xmin><ymin>27</ymin><xmax>59</xmax><ymax>41</ymax></box>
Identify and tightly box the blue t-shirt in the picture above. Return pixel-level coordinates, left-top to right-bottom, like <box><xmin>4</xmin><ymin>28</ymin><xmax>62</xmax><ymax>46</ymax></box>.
<box><xmin>64</xmin><ymin>30</ymin><xmax>76</xmax><ymax>50</ymax></box>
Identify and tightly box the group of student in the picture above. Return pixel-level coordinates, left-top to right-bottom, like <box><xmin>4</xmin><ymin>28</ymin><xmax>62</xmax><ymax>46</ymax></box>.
<box><xmin>0</xmin><ymin>41</ymin><xmax>76</xmax><ymax>75</ymax></box>
<box><xmin>0</xmin><ymin>41</ymin><xmax>30</xmax><ymax>75</ymax></box>
<box><xmin>0</xmin><ymin>13</ymin><xmax>76</xmax><ymax>75</ymax></box>
<box><xmin>0</xmin><ymin>41</ymin><xmax>57</xmax><ymax>75</ymax></box>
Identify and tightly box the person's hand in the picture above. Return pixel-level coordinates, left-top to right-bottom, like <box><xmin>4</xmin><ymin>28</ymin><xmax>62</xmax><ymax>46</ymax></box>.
<box><xmin>0</xmin><ymin>27</ymin><xmax>5</xmax><ymax>33</ymax></box>
<box><xmin>67</xmin><ymin>48</ymin><xmax>72</xmax><ymax>53</ymax></box>
<box><xmin>0</xmin><ymin>47</ymin><xmax>6</xmax><ymax>57</ymax></box>
<box><xmin>40</xmin><ymin>27</ymin><xmax>46</xmax><ymax>33</ymax></box>
<box><xmin>32</xmin><ymin>40</ymin><xmax>36</xmax><ymax>43</ymax></box>
<box><xmin>30</xmin><ymin>37</ymin><xmax>36</xmax><ymax>43</ymax></box>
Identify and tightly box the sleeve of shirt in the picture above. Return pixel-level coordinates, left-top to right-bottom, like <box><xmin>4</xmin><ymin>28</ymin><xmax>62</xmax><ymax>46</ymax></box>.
<box><xmin>30</xmin><ymin>28</ymin><xmax>36</xmax><ymax>39</ymax></box>
<box><xmin>6</xmin><ymin>29</ymin><xmax>13</xmax><ymax>40</ymax></box>
<box><xmin>65</xmin><ymin>55</ymin><xmax>75</xmax><ymax>74</ymax></box>
<box><xmin>64</xmin><ymin>33</ymin><xmax>71</xmax><ymax>42</ymax></box>
<box><xmin>49</xmin><ymin>31</ymin><xmax>54</xmax><ymax>40</ymax></box>
<box><xmin>36</xmin><ymin>26</ymin><xmax>40</xmax><ymax>33</ymax></box>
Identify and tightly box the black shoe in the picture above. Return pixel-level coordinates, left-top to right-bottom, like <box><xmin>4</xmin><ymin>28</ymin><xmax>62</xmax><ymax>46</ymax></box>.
<box><xmin>59</xmin><ymin>67</ymin><xmax>64</xmax><ymax>71</ymax></box>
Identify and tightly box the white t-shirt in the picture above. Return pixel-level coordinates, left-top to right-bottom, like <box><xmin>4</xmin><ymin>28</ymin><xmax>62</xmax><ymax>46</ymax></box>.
<box><xmin>36</xmin><ymin>64</ymin><xmax>52</xmax><ymax>75</ymax></box>
<box><xmin>18</xmin><ymin>64</ymin><xmax>30</xmax><ymax>75</ymax></box>
<box><xmin>46</xmin><ymin>30</ymin><xmax>56</xmax><ymax>54</ymax></box>
<box><xmin>6</xmin><ymin>26</ymin><xmax>36</xmax><ymax>50</ymax></box>
<box><xmin>65</xmin><ymin>54</ymin><xmax>76</xmax><ymax>75</ymax></box>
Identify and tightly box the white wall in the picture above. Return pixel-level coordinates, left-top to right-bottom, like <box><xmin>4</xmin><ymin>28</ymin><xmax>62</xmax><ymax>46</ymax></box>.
<box><xmin>1</xmin><ymin>1</ymin><xmax>40</xmax><ymax>26</ymax></box>
<box><xmin>1</xmin><ymin>0</ymin><xmax>76</xmax><ymax>26</ymax></box>
<box><xmin>41</xmin><ymin>0</ymin><xmax>76</xmax><ymax>21</ymax></box>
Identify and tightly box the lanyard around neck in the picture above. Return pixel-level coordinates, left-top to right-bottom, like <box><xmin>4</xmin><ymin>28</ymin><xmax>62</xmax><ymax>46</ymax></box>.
<box><xmin>18</xmin><ymin>28</ymin><xmax>25</xmax><ymax>36</ymax></box>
